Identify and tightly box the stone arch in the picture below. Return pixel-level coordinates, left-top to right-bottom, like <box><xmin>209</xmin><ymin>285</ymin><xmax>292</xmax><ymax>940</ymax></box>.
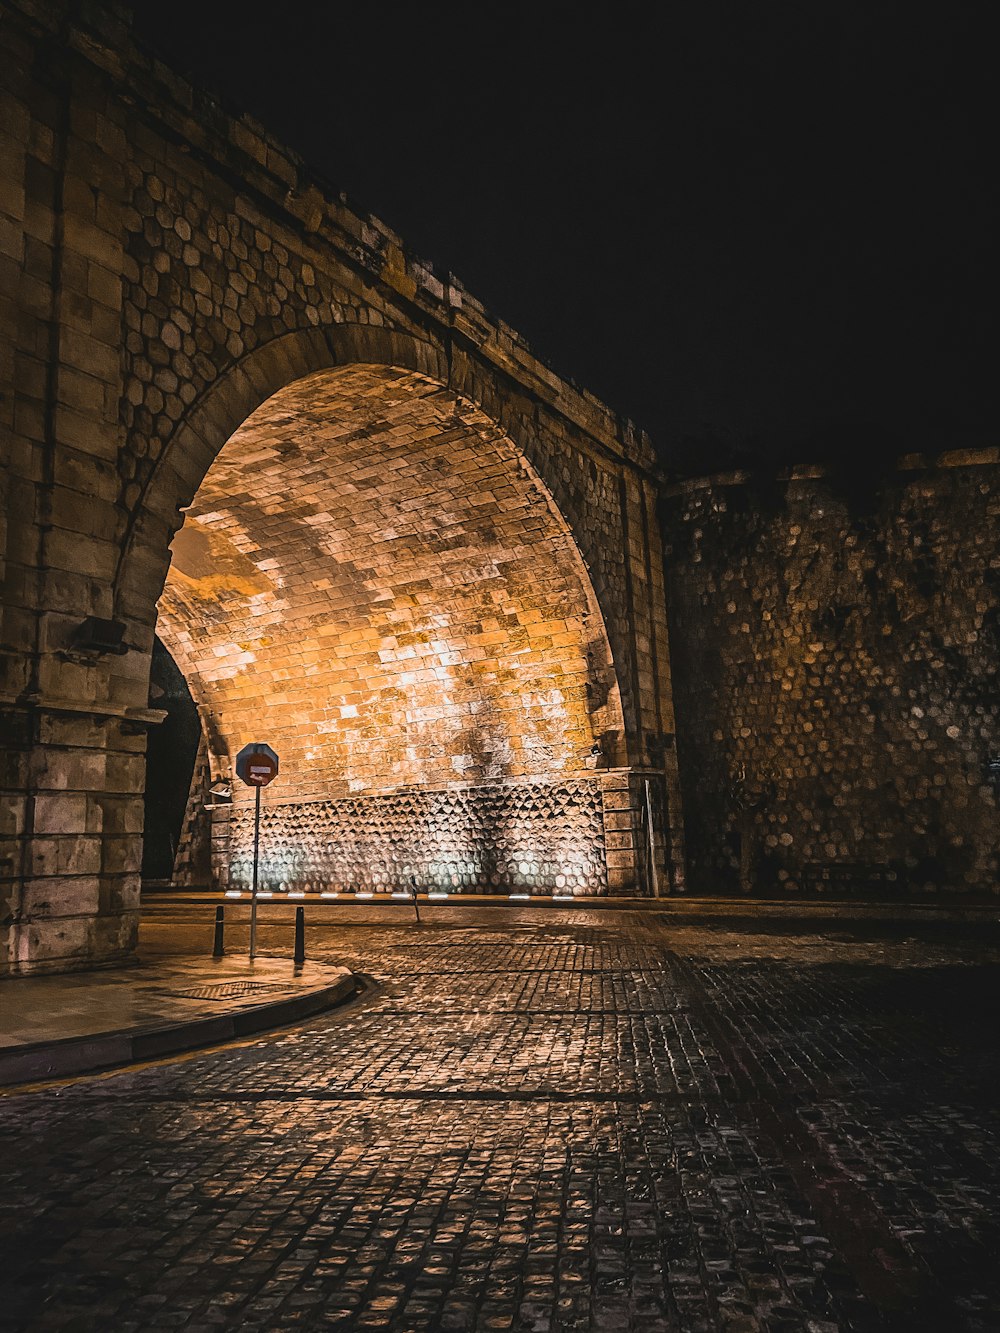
<box><xmin>116</xmin><ymin>328</ymin><xmax>441</xmax><ymax>623</ymax></box>
<box><xmin>3</xmin><ymin>4</ymin><xmax>681</xmax><ymax>973</ymax></box>
<box><xmin>120</xmin><ymin>331</ymin><xmax>633</xmax><ymax>896</ymax></box>
<box><xmin>118</xmin><ymin>324</ymin><xmax>624</xmax><ymax>730</ymax></box>
<box><xmin>117</xmin><ymin>327</ymin><xmax>620</xmax><ymax>692</ymax></box>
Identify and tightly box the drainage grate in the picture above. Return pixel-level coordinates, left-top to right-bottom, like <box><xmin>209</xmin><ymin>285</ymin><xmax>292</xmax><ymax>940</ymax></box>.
<box><xmin>164</xmin><ymin>981</ymin><xmax>293</xmax><ymax>1001</ymax></box>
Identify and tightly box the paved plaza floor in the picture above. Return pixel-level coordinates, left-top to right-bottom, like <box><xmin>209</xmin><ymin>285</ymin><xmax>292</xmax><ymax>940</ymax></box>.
<box><xmin>0</xmin><ymin>949</ymin><xmax>354</xmax><ymax>1085</ymax></box>
<box><xmin>2</xmin><ymin>906</ymin><xmax>999</xmax><ymax>1331</ymax></box>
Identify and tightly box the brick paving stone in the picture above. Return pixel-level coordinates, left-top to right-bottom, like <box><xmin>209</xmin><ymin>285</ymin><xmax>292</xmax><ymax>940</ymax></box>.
<box><xmin>1</xmin><ymin>909</ymin><xmax>999</xmax><ymax>1330</ymax></box>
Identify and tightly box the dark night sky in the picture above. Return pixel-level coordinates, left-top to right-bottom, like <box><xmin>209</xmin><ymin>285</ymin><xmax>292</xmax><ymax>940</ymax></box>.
<box><xmin>133</xmin><ymin>3</ymin><xmax>994</xmax><ymax>478</ymax></box>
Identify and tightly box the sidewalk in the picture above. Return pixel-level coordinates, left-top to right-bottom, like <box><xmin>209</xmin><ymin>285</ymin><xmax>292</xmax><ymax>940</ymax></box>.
<box><xmin>0</xmin><ymin>952</ymin><xmax>356</xmax><ymax>1088</ymax></box>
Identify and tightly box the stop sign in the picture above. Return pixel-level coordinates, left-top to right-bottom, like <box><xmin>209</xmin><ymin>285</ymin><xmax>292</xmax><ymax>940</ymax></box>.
<box><xmin>235</xmin><ymin>742</ymin><xmax>279</xmax><ymax>787</ymax></box>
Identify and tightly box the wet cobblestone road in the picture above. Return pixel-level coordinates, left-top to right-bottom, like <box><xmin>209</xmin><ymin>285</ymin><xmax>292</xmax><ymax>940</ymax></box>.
<box><xmin>3</xmin><ymin>908</ymin><xmax>1000</xmax><ymax>1331</ymax></box>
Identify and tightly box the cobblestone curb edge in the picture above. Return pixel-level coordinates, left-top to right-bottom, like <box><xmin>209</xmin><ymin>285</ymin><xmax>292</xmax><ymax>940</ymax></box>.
<box><xmin>0</xmin><ymin>972</ymin><xmax>358</xmax><ymax>1088</ymax></box>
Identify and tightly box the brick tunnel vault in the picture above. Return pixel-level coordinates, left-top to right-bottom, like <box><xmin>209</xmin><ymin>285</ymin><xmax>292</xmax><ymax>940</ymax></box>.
<box><xmin>150</xmin><ymin>363</ymin><xmax>633</xmax><ymax>898</ymax></box>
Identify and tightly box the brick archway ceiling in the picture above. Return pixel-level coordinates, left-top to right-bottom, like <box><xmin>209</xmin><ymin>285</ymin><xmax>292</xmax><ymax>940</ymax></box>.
<box><xmin>156</xmin><ymin>365</ymin><xmax>621</xmax><ymax>802</ymax></box>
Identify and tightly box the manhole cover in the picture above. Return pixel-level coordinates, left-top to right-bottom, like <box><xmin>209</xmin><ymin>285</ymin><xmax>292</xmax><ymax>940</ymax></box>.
<box><xmin>164</xmin><ymin>981</ymin><xmax>292</xmax><ymax>1001</ymax></box>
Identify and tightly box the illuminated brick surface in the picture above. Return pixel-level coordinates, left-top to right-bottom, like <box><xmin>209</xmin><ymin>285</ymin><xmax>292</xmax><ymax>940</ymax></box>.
<box><xmin>153</xmin><ymin>366</ymin><xmax>628</xmax><ymax>894</ymax></box>
<box><xmin>153</xmin><ymin>363</ymin><xmax>637</xmax><ymax>895</ymax></box>
<box><xmin>160</xmin><ymin>366</ymin><xmax>621</xmax><ymax>797</ymax></box>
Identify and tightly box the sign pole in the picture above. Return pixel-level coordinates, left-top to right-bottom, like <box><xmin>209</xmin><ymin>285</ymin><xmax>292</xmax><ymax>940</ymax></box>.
<box><xmin>250</xmin><ymin>783</ymin><xmax>261</xmax><ymax>960</ymax></box>
<box><xmin>644</xmin><ymin>778</ymin><xmax>661</xmax><ymax>899</ymax></box>
<box><xmin>234</xmin><ymin>742</ymin><xmax>279</xmax><ymax>963</ymax></box>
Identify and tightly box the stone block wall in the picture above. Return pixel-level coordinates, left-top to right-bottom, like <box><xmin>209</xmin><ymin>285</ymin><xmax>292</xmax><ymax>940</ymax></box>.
<box><xmin>0</xmin><ymin>2</ymin><xmax>153</xmax><ymax>972</ymax></box>
<box><xmin>661</xmin><ymin>459</ymin><xmax>1000</xmax><ymax>897</ymax></box>
<box><xmin>225</xmin><ymin>777</ymin><xmax>609</xmax><ymax>896</ymax></box>
<box><xmin>1</xmin><ymin>0</ymin><xmax>678</xmax><ymax>972</ymax></box>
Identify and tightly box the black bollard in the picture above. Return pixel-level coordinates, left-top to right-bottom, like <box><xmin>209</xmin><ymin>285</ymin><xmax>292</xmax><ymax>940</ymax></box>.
<box><xmin>213</xmin><ymin>904</ymin><xmax>225</xmax><ymax>957</ymax></box>
<box><xmin>294</xmin><ymin>905</ymin><xmax>305</xmax><ymax>965</ymax></box>
<box><xmin>409</xmin><ymin>875</ymin><xmax>421</xmax><ymax>925</ymax></box>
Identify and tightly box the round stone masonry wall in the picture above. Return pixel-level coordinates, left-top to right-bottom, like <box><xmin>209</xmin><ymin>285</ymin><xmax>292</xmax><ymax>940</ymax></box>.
<box><xmin>661</xmin><ymin>462</ymin><xmax>1000</xmax><ymax>897</ymax></box>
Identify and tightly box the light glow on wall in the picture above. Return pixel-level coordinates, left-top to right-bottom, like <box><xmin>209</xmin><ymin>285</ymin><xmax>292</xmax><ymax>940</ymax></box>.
<box><xmin>158</xmin><ymin>365</ymin><xmax>625</xmax><ymax>902</ymax></box>
<box><xmin>226</xmin><ymin>782</ymin><xmax>609</xmax><ymax>897</ymax></box>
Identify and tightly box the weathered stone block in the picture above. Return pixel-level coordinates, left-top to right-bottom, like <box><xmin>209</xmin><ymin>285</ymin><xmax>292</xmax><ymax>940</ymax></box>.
<box><xmin>0</xmin><ymin>793</ymin><xmax>27</xmax><ymax>838</ymax></box>
<box><xmin>93</xmin><ymin>794</ymin><xmax>144</xmax><ymax>835</ymax></box>
<box><xmin>27</xmin><ymin>833</ymin><xmax>102</xmax><ymax>876</ymax></box>
<box><xmin>31</xmin><ymin>792</ymin><xmax>101</xmax><ymax>835</ymax></box>
<box><xmin>32</xmin><ymin>748</ymin><xmax>106</xmax><ymax>792</ymax></box>
<box><xmin>100</xmin><ymin>834</ymin><xmax>142</xmax><ymax>874</ymax></box>
<box><xmin>21</xmin><ymin>873</ymin><xmax>101</xmax><ymax>918</ymax></box>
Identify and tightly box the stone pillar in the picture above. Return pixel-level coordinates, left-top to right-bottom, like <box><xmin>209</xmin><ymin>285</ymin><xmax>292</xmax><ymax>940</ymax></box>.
<box><xmin>599</xmin><ymin>770</ymin><xmax>647</xmax><ymax>895</ymax></box>
<box><xmin>0</xmin><ymin>9</ymin><xmax>153</xmax><ymax>974</ymax></box>
<box><xmin>4</xmin><ymin>707</ymin><xmax>149</xmax><ymax>974</ymax></box>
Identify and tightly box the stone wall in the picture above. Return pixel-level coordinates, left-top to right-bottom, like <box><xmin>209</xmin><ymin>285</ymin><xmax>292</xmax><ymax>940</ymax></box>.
<box><xmin>0</xmin><ymin>0</ymin><xmax>678</xmax><ymax>972</ymax></box>
<box><xmin>225</xmin><ymin>777</ymin><xmax>610</xmax><ymax>897</ymax></box>
<box><xmin>661</xmin><ymin>459</ymin><xmax>1000</xmax><ymax>897</ymax></box>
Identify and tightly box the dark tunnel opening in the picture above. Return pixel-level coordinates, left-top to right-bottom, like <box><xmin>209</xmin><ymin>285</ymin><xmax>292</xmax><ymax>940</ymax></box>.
<box><xmin>141</xmin><ymin>636</ymin><xmax>202</xmax><ymax>884</ymax></box>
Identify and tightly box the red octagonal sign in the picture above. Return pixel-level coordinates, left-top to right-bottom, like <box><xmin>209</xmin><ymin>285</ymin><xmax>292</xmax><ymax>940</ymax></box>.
<box><xmin>235</xmin><ymin>741</ymin><xmax>279</xmax><ymax>787</ymax></box>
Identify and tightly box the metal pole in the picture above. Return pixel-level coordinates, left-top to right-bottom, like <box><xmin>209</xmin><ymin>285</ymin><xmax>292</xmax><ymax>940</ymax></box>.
<box><xmin>294</xmin><ymin>905</ymin><xmax>305</xmax><ymax>965</ymax></box>
<box><xmin>213</xmin><ymin>905</ymin><xmax>225</xmax><ymax>957</ymax></box>
<box><xmin>250</xmin><ymin>783</ymin><xmax>261</xmax><ymax>960</ymax></box>
<box><xmin>644</xmin><ymin>778</ymin><xmax>661</xmax><ymax>899</ymax></box>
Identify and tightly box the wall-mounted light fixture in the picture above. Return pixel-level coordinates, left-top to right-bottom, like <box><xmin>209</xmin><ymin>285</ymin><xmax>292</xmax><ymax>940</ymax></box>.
<box><xmin>204</xmin><ymin>780</ymin><xmax>233</xmax><ymax>810</ymax></box>
<box><xmin>70</xmin><ymin>616</ymin><xmax>129</xmax><ymax>656</ymax></box>
<box><xmin>585</xmin><ymin>740</ymin><xmax>604</xmax><ymax>770</ymax></box>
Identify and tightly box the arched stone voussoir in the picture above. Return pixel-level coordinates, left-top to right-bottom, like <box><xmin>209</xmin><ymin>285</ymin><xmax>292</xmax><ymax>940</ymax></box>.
<box><xmin>324</xmin><ymin>324</ymin><xmax>450</xmax><ymax>383</ymax></box>
<box><xmin>119</xmin><ymin>327</ymin><xmax>453</xmax><ymax>610</ymax></box>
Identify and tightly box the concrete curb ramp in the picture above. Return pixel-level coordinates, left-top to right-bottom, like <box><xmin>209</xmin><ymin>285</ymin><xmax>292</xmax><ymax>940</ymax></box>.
<box><xmin>0</xmin><ymin>959</ymin><xmax>356</xmax><ymax>1088</ymax></box>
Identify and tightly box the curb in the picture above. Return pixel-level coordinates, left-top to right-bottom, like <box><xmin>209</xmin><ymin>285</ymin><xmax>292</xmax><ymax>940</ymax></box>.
<box><xmin>143</xmin><ymin>892</ymin><xmax>666</xmax><ymax>911</ymax></box>
<box><xmin>0</xmin><ymin>972</ymin><xmax>357</xmax><ymax>1088</ymax></box>
<box><xmin>652</xmin><ymin>899</ymin><xmax>1000</xmax><ymax>922</ymax></box>
<box><xmin>141</xmin><ymin>892</ymin><xmax>1000</xmax><ymax>923</ymax></box>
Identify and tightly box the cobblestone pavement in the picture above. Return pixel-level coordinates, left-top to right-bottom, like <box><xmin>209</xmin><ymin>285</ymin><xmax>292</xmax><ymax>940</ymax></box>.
<box><xmin>2</xmin><ymin>908</ymin><xmax>1000</xmax><ymax>1332</ymax></box>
